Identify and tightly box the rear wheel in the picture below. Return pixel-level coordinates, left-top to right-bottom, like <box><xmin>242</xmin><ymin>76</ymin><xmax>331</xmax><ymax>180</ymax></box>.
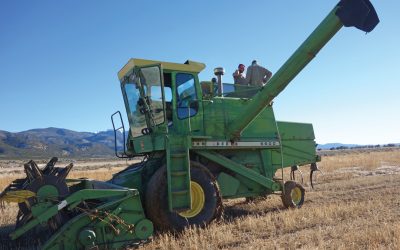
<box><xmin>281</xmin><ymin>181</ymin><xmax>305</xmax><ymax>208</ymax></box>
<box><xmin>145</xmin><ymin>161</ymin><xmax>223</xmax><ymax>231</ymax></box>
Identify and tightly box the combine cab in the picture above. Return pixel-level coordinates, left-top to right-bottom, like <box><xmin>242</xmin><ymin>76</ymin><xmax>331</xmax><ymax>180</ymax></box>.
<box><xmin>0</xmin><ymin>1</ymin><xmax>379</xmax><ymax>248</ymax></box>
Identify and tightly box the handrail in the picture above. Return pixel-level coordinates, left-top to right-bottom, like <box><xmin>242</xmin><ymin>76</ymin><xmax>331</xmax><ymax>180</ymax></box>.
<box><xmin>111</xmin><ymin>111</ymin><xmax>129</xmax><ymax>158</ymax></box>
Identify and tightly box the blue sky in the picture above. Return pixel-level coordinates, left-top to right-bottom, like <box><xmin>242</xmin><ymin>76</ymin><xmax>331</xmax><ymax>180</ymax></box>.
<box><xmin>0</xmin><ymin>0</ymin><xmax>399</xmax><ymax>144</ymax></box>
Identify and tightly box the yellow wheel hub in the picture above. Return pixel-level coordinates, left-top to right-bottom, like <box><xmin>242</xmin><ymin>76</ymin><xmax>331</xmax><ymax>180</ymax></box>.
<box><xmin>178</xmin><ymin>181</ymin><xmax>205</xmax><ymax>218</ymax></box>
<box><xmin>291</xmin><ymin>187</ymin><xmax>302</xmax><ymax>205</ymax></box>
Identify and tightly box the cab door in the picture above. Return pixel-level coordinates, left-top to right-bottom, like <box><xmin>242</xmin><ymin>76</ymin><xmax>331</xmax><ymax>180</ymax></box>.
<box><xmin>138</xmin><ymin>64</ymin><xmax>168</xmax><ymax>133</ymax></box>
<box><xmin>129</xmin><ymin>64</ymin><xmax>169</xmax><ymax>153</ymax></box>
<box><xmin>172</xmin><ymin>72</ymin><xmax>203</xmax><ymax>135</ymax></box>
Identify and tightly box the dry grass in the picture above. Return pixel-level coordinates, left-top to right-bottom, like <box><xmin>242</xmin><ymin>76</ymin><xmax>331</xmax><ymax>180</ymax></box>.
<box><xmin>143</xmin><ymin>175</ymin><xmax>400</xmax><ymax>250</ymax></box>
<box><xmin>320</xmin><ymin>148</ymin><xmax>400</xmax><ymax>171</ymax></box>
<box><xmin>142</xmin><ymin>149</ymin><xmax>400</xmax><ymax>250</ymax></box>
<box><xmin>1</xmin><ymin>149</ymin><xmax>400</xmax><ymax>249</ymax></box>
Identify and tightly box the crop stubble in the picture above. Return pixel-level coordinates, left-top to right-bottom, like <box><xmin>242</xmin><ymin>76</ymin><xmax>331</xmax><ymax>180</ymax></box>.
<box><xmin>0</xmin><ymin>149</ymin><xmax>399</xmax><ymax>249</ymax></box>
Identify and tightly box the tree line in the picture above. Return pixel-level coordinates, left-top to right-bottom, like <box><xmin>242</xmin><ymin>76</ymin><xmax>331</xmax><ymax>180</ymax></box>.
<box><xmin>318</xmin><ymin>144</ymin><xmax>399</xmax><ymax>151</ymax></box>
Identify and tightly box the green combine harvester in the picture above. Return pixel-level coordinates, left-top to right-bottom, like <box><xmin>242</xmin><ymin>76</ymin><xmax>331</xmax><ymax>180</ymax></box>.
<box><xmin>0</xmin><ymin>1</ymin><xmax>379</xmax><ymax>249</ymax></box>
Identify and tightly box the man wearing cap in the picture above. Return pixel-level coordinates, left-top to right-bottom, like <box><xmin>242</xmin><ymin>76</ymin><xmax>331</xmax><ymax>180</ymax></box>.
<box><xmin>232</xmin><ymin>64</ymin><xmax>247</xmax><ymax>85</ymax></box>
<box><xmin>246</xmin><ymin>60</ymin><xmax>272</xmax><ymax>87</ymax></box>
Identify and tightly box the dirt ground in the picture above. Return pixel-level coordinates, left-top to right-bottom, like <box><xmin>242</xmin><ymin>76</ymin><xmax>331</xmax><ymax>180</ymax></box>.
<box><xmin>0</xmin><ymin>149</ymin><xmax>399</xmax><ymax>249</ymax></box>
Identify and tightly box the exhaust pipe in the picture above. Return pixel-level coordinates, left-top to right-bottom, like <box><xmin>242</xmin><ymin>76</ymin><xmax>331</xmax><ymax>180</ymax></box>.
<box><xmin>214</xmin><ymin>67</ymin><xmax>225</xmax><ymax>96</ymax></box>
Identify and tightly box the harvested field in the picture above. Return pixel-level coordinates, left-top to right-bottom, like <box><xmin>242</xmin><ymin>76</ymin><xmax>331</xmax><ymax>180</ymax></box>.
<box><xmin>0</xmin><ymin>149</ymin><xmax>399</xmax><ymax>249</ymax></box>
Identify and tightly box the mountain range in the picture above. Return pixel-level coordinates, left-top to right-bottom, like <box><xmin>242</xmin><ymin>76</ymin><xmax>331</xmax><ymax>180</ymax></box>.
<box><xmin>0</xmin><ymin>128</ymin><xmax>125</xmax><ymax>159</ymax></box>
<box><xmin>0</xmin><ymin>128</ymin><xmax>398</xmax><ymax>159</ymax></box>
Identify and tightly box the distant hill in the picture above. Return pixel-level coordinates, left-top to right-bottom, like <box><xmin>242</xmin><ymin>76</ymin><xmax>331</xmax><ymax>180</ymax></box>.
<box><xmin>317</xmin><ymin>143</ymin><xmax>359</xmax><ymax>150</ymax></box>
<box><xmin>0</xmin><ymin>128</ymin><xmax>398</xmax><ymax>158</ymax></box>
<box><xmin>317</xmin><ymin>142</ymin><xmax>400</xmax><ymax>150</ymax></box>
<box><xmin>0</xmin><ymin>128</ymin><xmax>125</xmax><ymax>159</ymax></box>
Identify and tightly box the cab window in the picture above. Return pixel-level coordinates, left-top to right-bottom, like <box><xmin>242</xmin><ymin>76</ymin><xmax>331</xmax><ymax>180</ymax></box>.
<box><xmin>140</xmin><ymin>66</ymin><xmax>164</xmax><ymax>125</ymax></box>
<box><xmin>176</xmin><ymin>73</ymin><xmax>198</xmax><ymax>119</ymax></box>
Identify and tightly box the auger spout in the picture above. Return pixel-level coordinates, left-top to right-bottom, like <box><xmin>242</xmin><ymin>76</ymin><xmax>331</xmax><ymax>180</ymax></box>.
<box><xmin>227</xmin><ymin>0</ymin><xmax>379</xmax><ymax>140</ymax></box>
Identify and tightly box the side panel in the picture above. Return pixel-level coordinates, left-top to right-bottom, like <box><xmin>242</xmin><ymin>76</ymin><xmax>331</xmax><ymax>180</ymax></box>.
<box><xmin>202</xmin><ymin>98</ymin><xmax>279</xmax><ymax>140</ymax></box>
<box><xmin>277</xmin><ymin>121</ymin><xmax>318</xmax><ymax>166</ymax></box>
<box><xmin>129</xmin><ymin>134</ymin><xmax>166</xmax><ymax>154</ymax></box>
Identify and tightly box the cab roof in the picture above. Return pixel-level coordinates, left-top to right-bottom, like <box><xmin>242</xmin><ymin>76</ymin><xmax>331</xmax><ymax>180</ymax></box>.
<box><xmin>118</xmin><ymin>58</ymin><xmax>206</xmax><ymax>81</ymax></box>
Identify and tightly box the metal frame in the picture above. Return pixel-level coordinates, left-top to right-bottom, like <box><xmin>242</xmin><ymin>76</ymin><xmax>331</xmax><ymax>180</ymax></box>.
<box><xmin>111</xmin><ymin>111</ymin><xmax>129</xmax><ymax>158</ymax></box>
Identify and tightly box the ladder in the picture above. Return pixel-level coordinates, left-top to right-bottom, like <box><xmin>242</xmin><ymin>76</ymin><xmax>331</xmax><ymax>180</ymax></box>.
<box><xmin>166</xmin><ymin>136</ymin><xmax>191</xmax><ymax>212</ymax></box>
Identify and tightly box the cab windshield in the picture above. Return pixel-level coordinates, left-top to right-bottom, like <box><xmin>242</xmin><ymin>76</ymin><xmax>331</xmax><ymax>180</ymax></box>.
<box><xmin>123</xmin><ymin>66</ymin><xmax>165</xmax><ymax>137</ymax></box>
<box><xmin>123</xmin><ymin>78</ymin><xmax>147</xmax><ymax>137</ymax></box>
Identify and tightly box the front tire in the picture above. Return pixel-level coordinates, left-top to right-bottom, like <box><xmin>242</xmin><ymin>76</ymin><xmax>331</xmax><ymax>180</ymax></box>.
<box><xmin>145</xmin><ymin>161</ymin><xmax>223</xmax><ymax>231</ymax></box>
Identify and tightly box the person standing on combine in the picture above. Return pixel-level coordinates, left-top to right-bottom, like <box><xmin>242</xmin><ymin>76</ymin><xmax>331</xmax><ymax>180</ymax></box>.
<box><xmin>232</xmin><ymin>63</ymin><xmax>247</xmax><ymax>93</ymax></box>
<box><xmin>232</xmin><ymin>63</ymin><xmax>247</xmax><ymax>85</ymax></box>
<box><xmin>246</xmin><ymin>60</ymin><xmax>272</xmax><ymax>87</ymax></box>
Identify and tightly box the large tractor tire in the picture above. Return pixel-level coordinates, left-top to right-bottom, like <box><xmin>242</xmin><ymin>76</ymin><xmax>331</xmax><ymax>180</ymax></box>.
<box><xmin>281</xmin><ymin>180</ymin><xmax>305</xmax><ymax>208</ymax></box>
<box><xmin>145</xmin><ymin>161</ymin><xmax>223</xmax><ymax>231</ymax></box>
